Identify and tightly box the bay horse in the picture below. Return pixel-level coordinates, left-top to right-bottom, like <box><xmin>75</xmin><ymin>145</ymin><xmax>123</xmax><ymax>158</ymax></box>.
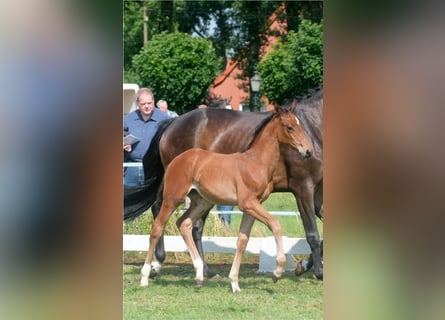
<box><xmin>124</xmin><ymin>87</ymin><xmax>323</xmax><ymax>280</ymax></box>
<box><xmin>140</xmin><ymin>106</ymin><xmax>313</xmax><ymax>292</ymax></box>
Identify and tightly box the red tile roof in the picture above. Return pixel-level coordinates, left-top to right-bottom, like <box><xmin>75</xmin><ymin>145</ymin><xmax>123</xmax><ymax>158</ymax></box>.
<box><xmin>209</xmin><ymin>4</ymin><xmax>287</xmax><ymax>111</ymax></box>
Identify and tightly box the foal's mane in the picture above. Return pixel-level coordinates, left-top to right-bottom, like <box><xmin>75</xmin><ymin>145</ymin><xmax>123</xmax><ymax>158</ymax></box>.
<box><xmin>242</xmin><ymin>112</ymin><xmax>275</xmax><ymax>152</ymax></box>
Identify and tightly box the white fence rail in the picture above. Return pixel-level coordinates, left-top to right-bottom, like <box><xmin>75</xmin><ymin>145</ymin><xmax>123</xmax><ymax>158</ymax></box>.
<box><xmin>123</xmin><ymin>234</ymin><xmax>311</xmax><ymax>272</ymax></box>
<box><xmin>123</xmin><ymin>162</ymin><xmax>310</xmax><ymax>272</ymax></box>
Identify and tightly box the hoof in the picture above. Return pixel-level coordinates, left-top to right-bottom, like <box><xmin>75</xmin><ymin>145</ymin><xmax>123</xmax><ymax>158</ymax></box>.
<box><xmin>149</xmin><ymin>269</ymin><xmax>158</xmax><ymax>279</ymax></box>
<box><xmin>207</xmin><ymin>273</ymin><xmax>222</xmax><ymax>280</ymax></box>
<box><xmin>149</xmin><ymin>261</ymin><xmax>162</xmax><ymax>278</ymax></box>
<box><xmin>231</xmin><ymin>282</ymin><xmax>241</xmax><ymax>293</ymax></box>
<box><xmin>204</xmin><ymin>269</ymin><xmax>219</xmax><ymax>279</ymax></box>
<box><xmin>196</xmin><ymin>279</ymin><xmax>203</xmax><ymax>288</ymax></box>
<box><xmin>140</xmin><ymin>278</ymin><xmax>149</xmax><ymax>287</ymax></box>
<box><xmin>296</xmin><ymin>259</ymin><xmax>311</xmax><ymax>276</ymax></box>
<box><xmin>295</xmin><ymin>262</ymin><xmax>304</xmax><ymax>276</ymax></box>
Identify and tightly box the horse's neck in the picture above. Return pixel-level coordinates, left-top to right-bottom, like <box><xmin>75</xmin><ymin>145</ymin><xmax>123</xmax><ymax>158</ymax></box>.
<box><xmin>244</xmin><ymin>117</ymin><xmax>280</xmax><ymax>168</ymax></box>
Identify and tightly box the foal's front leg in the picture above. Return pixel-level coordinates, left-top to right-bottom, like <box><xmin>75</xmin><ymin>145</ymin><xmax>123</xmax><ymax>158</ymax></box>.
<box><xmin>240</xmin><ymin>200</ymin><xmax>286</xmax><ymax>282</ymax></box>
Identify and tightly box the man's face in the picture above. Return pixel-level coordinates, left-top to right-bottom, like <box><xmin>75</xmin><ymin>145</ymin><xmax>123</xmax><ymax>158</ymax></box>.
<box><xmin>137</xmin><ymin>93</ymin><xmax>154</xmax><ymax>117</ymax></box>
<box><xmin>158</xmin><ymin>102</ymin><xmax>168</xmax><ymax>112</ymax></box>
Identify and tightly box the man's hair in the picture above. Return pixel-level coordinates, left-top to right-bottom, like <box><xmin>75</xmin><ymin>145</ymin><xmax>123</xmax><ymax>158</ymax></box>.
<box><xmin>136</xmin><ymin>87</ymin><xmax>154</xmax><ymax>102</ymax></box>
<box><xmin>156</xmin><ymin>99</ymin><xmax>167</xmax><ymax>108</ymax></box>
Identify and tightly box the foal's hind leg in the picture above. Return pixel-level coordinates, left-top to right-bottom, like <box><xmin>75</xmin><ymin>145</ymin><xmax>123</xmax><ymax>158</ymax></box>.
<box><xmin>229</xmin><ymin>214</ymin><xmax>255</xmax><ymax>293</ymax></box>
<box><xmin>141</xmin><ymin>178</ymin><xmax>188</xmax><ymax>287</ymax></box>
<box><xmin>176</xmin><ymin>191</ymin><xmax>213</xmax><ymax>288</ymax></box>
<box><xmin>149</xmin><ymin>180</ymin><xmax>166</xmax><ymax>278</ymax></box>
<box><xmin>141</xmin><ymin>197</ymin><xmax>180</xmax><ymax>287</ymax></box>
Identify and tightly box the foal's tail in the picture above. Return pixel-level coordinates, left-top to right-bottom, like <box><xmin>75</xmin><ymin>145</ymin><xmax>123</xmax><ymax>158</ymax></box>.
<box><xmin>123</xmin><ymin>118</ymin><xmax>175</xmax><ymax>221</ymax></box>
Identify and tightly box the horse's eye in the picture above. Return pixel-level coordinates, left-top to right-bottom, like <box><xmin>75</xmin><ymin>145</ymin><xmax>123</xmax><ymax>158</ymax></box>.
<box><xmin>286</xmin><ymin>125</ymin><xmax>294</xmax><ymax>132</ymax></box>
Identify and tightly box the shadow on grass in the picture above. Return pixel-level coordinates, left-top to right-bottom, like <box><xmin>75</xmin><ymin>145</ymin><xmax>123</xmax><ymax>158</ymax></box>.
<box><xmin>124</xmin><ymin>260</ymin><xmax>322</xmax><ymax>295</ymax></box>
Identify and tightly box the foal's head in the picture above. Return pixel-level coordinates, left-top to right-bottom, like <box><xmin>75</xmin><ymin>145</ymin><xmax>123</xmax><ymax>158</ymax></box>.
<box><xmin>275</xmin><ymin>105</ymin><xmax>313</xmax><ymax>158</ymax></box>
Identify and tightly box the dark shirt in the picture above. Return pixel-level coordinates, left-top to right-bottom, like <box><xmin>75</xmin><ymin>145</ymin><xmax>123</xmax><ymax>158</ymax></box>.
<box><xmin>123</xmin><ymin>108</ymin><xmax>169</xmax><ymax>161</ymax></box>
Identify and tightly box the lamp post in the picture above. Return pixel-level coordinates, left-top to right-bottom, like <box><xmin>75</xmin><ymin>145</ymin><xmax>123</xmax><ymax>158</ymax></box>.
<box><xmin>250</xmin><ymin>70</ymin><xmax>261</xmax><ymax>112</ymax></box>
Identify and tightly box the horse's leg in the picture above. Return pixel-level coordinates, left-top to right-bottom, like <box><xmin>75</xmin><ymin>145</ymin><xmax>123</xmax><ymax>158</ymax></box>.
<box><xmin>294</xmin><ymin>188</ymin><xmax>323</xmax><ymax>280</ymax></box>
<box><xmin>149</xmin><ymin>180</ymin><xmax>165</xmax><ymax>278</ymax></box>
<box><xmin>141</xmin><ymin>198</ymin><xmax>179</xmax><ymax>287</ymax></box>
<box><xmin>239</xmin><ymin>199</ymin><xmax>286</xmax><ymax>283</ymax></box>
<box><xmin>229</xmin><ymin>214</ymin><xmax>255</xmax><ymax>293</ymax></box>
<box><xmin>192</xmin><ymin>211</ymin><xmax>219</xmax><ymax>278</ymax></box>
<box><xmin>176</xmin><ymin>191</ymin><xmax>213</xmax><ymax>288</ymax></box>
<box><xmin>297</xmin><ymin>239</ymin><xmax>323</xmax><ymax>273</ymax></box>
<box><xmin>296</xmin><ymin>181</ymin><xmax>323</xmax><ymax>276</ymax></box>
<box><xmin>314</xmin><ymin>180</ymin><xmax>323</xmax><ymax>221</ymax></box>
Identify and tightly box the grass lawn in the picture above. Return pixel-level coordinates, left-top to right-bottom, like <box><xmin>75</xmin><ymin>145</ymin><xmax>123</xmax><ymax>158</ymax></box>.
<box><xmin>123</xmin><ymin>192</ymin><xmax>323</xmax><ymax>320</ymax></box>
<box><xmin>124</xmin><ymin>255</ymin><xmax>323</xmax><ymax>320</ymax></box>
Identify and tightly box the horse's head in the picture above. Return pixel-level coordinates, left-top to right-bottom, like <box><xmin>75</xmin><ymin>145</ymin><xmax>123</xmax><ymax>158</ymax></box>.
<box><xmin>275</xmin><ymin>105</ymin><xmax>313</xmax><ymax>158</ymax></box>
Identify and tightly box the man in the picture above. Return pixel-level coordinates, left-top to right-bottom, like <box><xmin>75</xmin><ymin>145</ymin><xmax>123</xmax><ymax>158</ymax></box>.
<box><xmin>123</xmin><ymin>88</ymin><xmax>170</xmax><ymax>187</ymax></box>
<box><xmin>157</xmin><ymin>99</ymin><xmax>179</xmax><ymax>118</ymax></box>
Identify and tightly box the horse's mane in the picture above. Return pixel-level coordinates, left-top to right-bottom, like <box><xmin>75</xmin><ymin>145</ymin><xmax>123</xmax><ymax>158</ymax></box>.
<box><xmin>143</xmin><ymin>117</ymin><xmax>176</xmax><ymax>177</ymax></box>
<box><xmin>282</xmin><ymin>86</ymin><xmax>323</xmax><ymax>110</ymax></box>
<box><xmin>207</xmin><ymin>99</ymin><xmax>227</xmax><ymax>108</ymax></box>
<box><xmin>242</xmin><ymin>112</ymin><xmax>275</xmax><ymax>152</ymax></box>
<box><xmin>296</xmin><ymin>86</ymin><xmax>323</xmax><ymax>105</ymax></box>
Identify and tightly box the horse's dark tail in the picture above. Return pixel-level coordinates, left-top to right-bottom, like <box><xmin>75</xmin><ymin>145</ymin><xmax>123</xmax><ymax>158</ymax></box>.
<box><xmin>123</xmin><ymin>118</ymin><xmax>175</xmax><ymax>221</ymax></box>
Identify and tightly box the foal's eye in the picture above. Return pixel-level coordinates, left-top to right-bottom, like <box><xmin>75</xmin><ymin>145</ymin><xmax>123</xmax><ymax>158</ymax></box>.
<box><xmin>286</xmin><ymin>125</ymin><xmax>294</xmax><ymax>132</ymax></box>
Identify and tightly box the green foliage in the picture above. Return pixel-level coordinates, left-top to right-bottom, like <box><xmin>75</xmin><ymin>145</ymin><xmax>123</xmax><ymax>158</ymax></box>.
<box><xmin>124</xmin><ymin>3</ymin><xmax>324</xmax><ymax>111</ymax></box>
<box><xmin>260</xmin><ymin>19</ymin><xmax>323</xmax><ymax>105</ymax></box>
<box><xmin>124</xmin><ymin>1</ymin><xmax>178</xmax><ymax>70</ymax></box>
<box><xmin>128</xmin><ymin>33</ymin><xmax>220</xmax><ymax>114</ymax></box>
<box><xmin>123</xmin><ymin>1</ymin><xmax>153</xmax><ymax>71</ymax></box>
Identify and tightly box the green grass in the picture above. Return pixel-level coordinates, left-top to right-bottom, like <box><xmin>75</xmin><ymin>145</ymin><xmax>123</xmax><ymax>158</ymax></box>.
<box><xmin>123</xmin><ymin>192</ymin><xmax>323</xmax><ymax>320</ymax></box>
<box><xmin>124</xmin><ymin>258</ymin><xmax>323</xmax><ymax>320</ymax></box>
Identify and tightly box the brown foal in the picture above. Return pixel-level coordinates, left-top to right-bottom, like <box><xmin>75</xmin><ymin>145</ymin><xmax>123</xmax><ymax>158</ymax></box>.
<box><xmin>140</xmin><ymin>105</ymin><xmax>313</xmax><ymax>292</ymax></box>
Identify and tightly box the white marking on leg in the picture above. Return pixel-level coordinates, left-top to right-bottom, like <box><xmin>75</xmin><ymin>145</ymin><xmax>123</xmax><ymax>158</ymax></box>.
<box><xmin>193</xmin><ymin>257</ymin><xmax>204</xmax><ymax>283</ymax></box>
<box><xmin>151</xmin><ymin>261</ymin><xmax>162</xmax><ymax>274</ymax></box>
<box><xmin>231</xmin><ymin>281</ymin><xmax>241</xmax><ymax>293</ymax></box>
<box><xmin>140</xmin><ymin>263</ymin><xmax>151</xmax><ymax>287</ymax></box>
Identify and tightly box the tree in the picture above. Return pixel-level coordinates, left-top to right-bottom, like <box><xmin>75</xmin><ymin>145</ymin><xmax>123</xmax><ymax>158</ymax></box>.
<box><xmin>259</xmin><ymin>19</ymin><xmax>323</xmax><ymax>105</ymax></box>
<box><xmin>123</xmin><ymin>1</ymin><xmax>145</xmax><ymax>71</ymax></box>
<box><xmin>283</xmin><ymin>0</ymin><xmax>323</xmax><ymax>32</ymax></box>
<box><xmin>127</xmin><ymin>33</ymin><xmax>219</xmax><ymax>114</ymax></box>
<box><xmin>123</xmin><ymin>1</ymin><xmax>323</xmax><ymax>108</ymax></box>
<box><xmin>124</xmin><ymin>0</ymin><xmax>178</xmax><ymax>71</ymax></box>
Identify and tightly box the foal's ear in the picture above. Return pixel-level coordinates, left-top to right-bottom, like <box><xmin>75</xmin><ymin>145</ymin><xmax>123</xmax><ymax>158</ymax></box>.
<box><xmin>274</xmin><ymin>105</ymin><xmax>287</xmax><ymax>116</ymax></box>
<box><xmin>289</xmin><ymin>100</ymin><xmax>298</xmax><ymax>114</ymax></box>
